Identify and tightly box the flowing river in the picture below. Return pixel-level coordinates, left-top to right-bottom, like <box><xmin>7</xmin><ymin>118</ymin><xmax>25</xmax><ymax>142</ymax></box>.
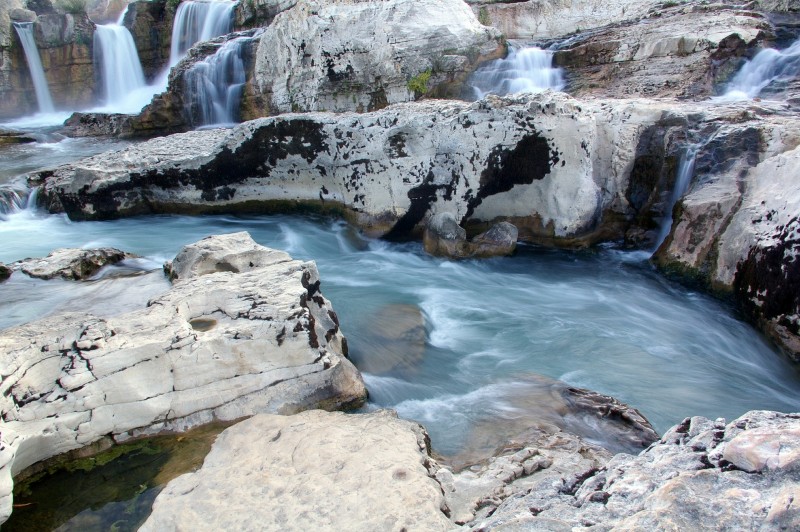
<box><xmin>2</xmin><ymin>133</ymin><xmax>799</xmax><ymax>463</ymax></box>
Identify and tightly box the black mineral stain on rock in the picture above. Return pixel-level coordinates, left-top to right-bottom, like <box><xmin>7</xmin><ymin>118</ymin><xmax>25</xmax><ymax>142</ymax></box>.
<box><xmin>734</xmin><ymin>217</ymin><xmax>800</xmax><ymax>341</ymax></box>
<box><xmin>693</xmin><ymin>127</ymin><xmax>761</xmax><ymax>178</ymax></box>
<box><xmin>383</xmin><ymin>167</ymin><xmax>460</xmax><ymax>241</ymax></box>
<box><xmin>51</xmin><ymin>119</ymin><xmax>329</xmax><ymax>220</ymax></box>
<box><xmin>465</xmin><ymin>132</ymin><xmax>555</xmax><ymax>218</ymax></box>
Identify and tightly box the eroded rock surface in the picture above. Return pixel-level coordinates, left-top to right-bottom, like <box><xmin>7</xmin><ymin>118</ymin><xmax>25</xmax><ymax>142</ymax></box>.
<box><xmin>423</xmin><ymin>212</ymin><xmax>518</xmax><ymax>258</ymax></box>
<box><xmin>469</xmin><ymin>411</ymin><xmax>800</xmax><ymax>531</ymax></box>
<box><xmin>11</xmin><ymin>247</ymin><xmax>131</xmax><ymax>280</ymax></box>
<box><xmin>140</xmin><ymin>410</ymin><xmax>453</xmax><ymax>531</ymax></box>
<box><xmin>253</xmin><ymin>0</ymin><xmax>503</xmax><ymax>114</ymax></box>
<box><xmin>0</xmin><ymin>232</ymin><xmax>366</xmax><ymax>523</ymax></box>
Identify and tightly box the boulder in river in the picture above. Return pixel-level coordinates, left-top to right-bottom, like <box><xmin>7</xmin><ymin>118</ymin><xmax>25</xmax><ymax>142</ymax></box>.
<box><xmin>0</xmin><ymin>263</ymin><xmax>10</xmax><ymax>282</ymax></box>
<box><xmin>0</xmin><ymin>232</ymin><xmax>366</xmax><ymax>523</ymax></box>
<box><xmin>423</xmin><ymin>212</ymin><xmax>518</xmax><ymax>258</ymax></box>
<box><xmin>11</xmin><ymin>247</ymin><xmax>132</xmax><ymax>280</ymax></box>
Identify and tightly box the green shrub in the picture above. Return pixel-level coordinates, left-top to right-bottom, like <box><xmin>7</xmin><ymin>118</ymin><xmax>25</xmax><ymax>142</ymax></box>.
<box><xmin>407</xmin><ymin>69</ymin><xmax>432</xmax><ymax>96</ymax></box>
<box><xmin>167</xmin><ymin>0</ymin><xmax>183</xmax><ymax>12</ymax></box>
<box><xmin>478</xmin><ymin>6</ymin><xmax>491</xmax><ymax>26</ymax></box>
<box><xmin>54</xmin><ymin>0</ymin><xmax>89</xmax><ymax>14</ymax></box>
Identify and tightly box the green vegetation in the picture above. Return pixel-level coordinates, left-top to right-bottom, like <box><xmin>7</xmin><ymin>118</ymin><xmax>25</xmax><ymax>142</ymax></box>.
<box><xmin>407</xmin><ymin>69</ymin><xmax>432</xmax><ymax>96</ymax></box>
<box><xmin>167</xmin><ymin>0</ymin><xmax>183</xmax><ymax>12</ymax></box>
<box><xmin>54</xmin><ymin>0</ymin><xmax>89</xmax><ymax>14</ymax></box>
<box><xmin>478</xmin><ymin>6</ymin><xmax>491</xmax><ymax>27</ymax></box>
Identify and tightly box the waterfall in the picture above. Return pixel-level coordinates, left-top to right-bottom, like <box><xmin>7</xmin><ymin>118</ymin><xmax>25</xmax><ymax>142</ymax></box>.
<box><xmin>93</xmin><ymin>23</ymin><xmax>147</xmax><ymax>110</ymax></box>
<box><xmin>12</xmin><ymin>22</ymin><xmax>55</xmax><ymax>113</ymax></box>
<box><xmin>718</xmin><ymin>38</ymin><xmax>800</xmax><ymax>101</ymax></box>
<box><xmin>170</xmin><ymin>0</ymin><xmax>237</xmax><ymax>65</ymax></box>
<box><xmin>468</xmin><ymin>45</ymin><xmax>565</xmax><ymax>100</ymax></box>
<box><xmin>653</xmin><ymin>147</ymin><xmax>696</xmax><ymax>253</ymax></box>
<box><xmin>183</xmin><ymin>36</ymin><xmax>248</xmax><ymax>126</ymax></box>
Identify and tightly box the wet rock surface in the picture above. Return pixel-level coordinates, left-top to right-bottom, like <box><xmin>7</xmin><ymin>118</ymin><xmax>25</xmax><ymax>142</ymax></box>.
<box><xmin>0</xmin><ymin>263</ymin><xmax>10</xmax><ymax>282</ymax></box>
<box><xmin>141</xmin><ymin>410</ymin><xmax>453</xmax><ymax>531</ymax></box>
<box><xmin>11</xmin><ymin>247</ymin><xmax>132</xmax><ymax>280</ymax></box>
<box><xmin>0</xmin><ymin>232</ymin><xmax>366</xmax><ymax>523</ymax></box>
<box><xmin>348</xmin><ymin>303</ymin><xmax>427</xmax><ymax>377</ymax></box>
<box><xmin>424</xmin><ymin>213</ymin><xmax>518</xmax><ymax>258</ymax></box>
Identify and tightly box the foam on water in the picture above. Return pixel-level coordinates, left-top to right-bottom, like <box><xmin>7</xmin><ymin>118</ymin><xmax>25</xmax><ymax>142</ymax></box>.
<box><xmin>716</xmin><ymin>37</ymin><xmax>800</xmax><ymax>101</ymax></box>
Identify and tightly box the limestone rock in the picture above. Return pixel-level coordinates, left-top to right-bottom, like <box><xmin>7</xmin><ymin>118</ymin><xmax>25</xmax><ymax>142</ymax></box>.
<box><xmin>140</xmin><ymin>410</ymin><xmax>452</xmax><ymax>531</ymax></box>
<box><xmin>0</xmin><ymin>128</ymin><xmax>36</xmax><ymax>144</ymax></box>
<box><xmin>423</xmin><ymin>212</ymin><xmax>468</xmax><ymax>257</ymax></box>
<box><xmin>471</xmin><ymin>410</ymin><xmax>800</xmax><ymax>530</ymax></box>
<box><xmin>469</xmin><ymin>221</ymin><xmax>518</xmax><ymax>257</ymax></box>
<box><xmin>234</xmin><ymin>0</ymin><xmax>297</xmax><ymax>30</ymax></box>
<box><xmin>424</xmin><ymin>213</ymin><xmax>518</xmax><ymax>258</ymax></box>
<box><xmin>253</xmin><ymin>0</ymin><xmax>503</xmax><ymax>114</ymax></box>
<box><xmin>62</xmin><ymin>112</ymin><xmax>135</xmax><ymax>137</ymax></box>
<box><xmin>12</xmin><ymin>247</ymin><xmax>131</xmax><ymax>280</ymax></box>
<box><xmin>0</xmin><ymin>232</ymin><xmax>366</xmax><ymax>523</ymax></box>
<box><xmin>554</xmin><ymin>3</ymin><xmax>771</xmax><ymax>99</ymax></box>
<box><xmin>122</xmin><ymin>0</ymin><xmax>173</xmax><ymax>81</ymax></box>
<box><xmin>0</xmin><ymin>263</ymin><xmax>10</xmax><ymax>282</ymax></box>
<box><xmin>37</xmin><ymin>92</ymin><xmax>666</xmax><ymax>247</ymax></box>
<box><xmin>466</xmin><ymin>0</ymin><xmax>663</xmax><ymax>40</ymax></box>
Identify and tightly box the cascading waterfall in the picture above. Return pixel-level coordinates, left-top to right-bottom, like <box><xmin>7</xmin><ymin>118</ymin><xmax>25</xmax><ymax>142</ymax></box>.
<box><xmin>718</xmin><ymin>38</ymin><xmax>800</xmax><ymax>100</ymax></box>
<box><xmin>468</xmin><ymin>45</ymin><xmax>565</xmax><ymax>99</ymax></box>
<box><xmin>93</xmin><ymin>18</ymin><xmax>147</xmax><ymax>110</ymax></box>
<box><xmin>170</xmin><ymin>0</ymin><xmax>237</xmax><ymax>65</ymax></box>
<box><xmin>183</xmin><ymin>36</ymin><xmax>248</xmax><ymax>126</ymax></box>
<box><xmin>653</xmin><ymin>147</ymin><xmax>697</xmax><ymax>252</ymax></box>
<box><xmin>12</xmin><ymin>22</ymin><xmax>55</xmax><ymax>113</ymax></box>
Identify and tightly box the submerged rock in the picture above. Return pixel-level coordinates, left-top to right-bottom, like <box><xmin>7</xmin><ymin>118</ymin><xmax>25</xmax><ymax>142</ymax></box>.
<box><xmin>423</xmin><ymin>213</ymin><xmax>518</xmax><ymax>258</ymax></box>
<box><xmin>140</xmin><ymin>410</ymin><xmax>452</xmax><ymax>531</ymax></box>
<box><xmin>0</xmin><ymin>232</ymin><xmax>366</xmax><ymax>523</ymax></box>
<box><xmin>12</xmin><ymin>247</ymin><xmax>132</xmax><ymax>280</ymax></box>
<box><xmin>348</xmin><ymin>303</ymin><xmax>427</xmax><ymax>377</ymax></box>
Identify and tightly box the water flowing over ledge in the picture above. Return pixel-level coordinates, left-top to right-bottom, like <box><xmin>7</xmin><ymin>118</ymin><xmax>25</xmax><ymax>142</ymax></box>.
<box><xmin>12</xmin><ymin>23</ymin><xmax>54</xmax><ymax>114</ymax></box>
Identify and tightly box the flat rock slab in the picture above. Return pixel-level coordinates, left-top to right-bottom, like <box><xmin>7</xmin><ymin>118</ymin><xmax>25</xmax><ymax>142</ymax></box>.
<box><xmin>140</xmin><ymin>410</ymin><xmax>453</xmax><ymax>531</ymax></box>
<box><xmin>0</xmin><ymin>232</ymin><xmax>366</xmax><ymax>523</ymax></box>
<box><xmin>12</xmin><ymin>247</ymin><xmax>132</xmax><ymax>280</ymax></box>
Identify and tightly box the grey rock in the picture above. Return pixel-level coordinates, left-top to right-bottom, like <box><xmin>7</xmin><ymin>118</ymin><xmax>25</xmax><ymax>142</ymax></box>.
<box><xmin>8</xmin><ymin>9</ymin><xmax>36</xmax><ymax>23</ymax></box>
<box><xmin>469</xmin><ymin>221</ymin><xmax>518</xmax><ymax>257</ymax></box>
<box><xmin>140</xmin><ymin>410</ymin><xmax>453</xmax><ymax>531</ymax></box>
<box><xmin>0</xmin><ymin>263</ymin><xmax>10</xmax><ymax>282</ymax></box>
<box><xmin>0</xmin><ymin>232</ymin><xmax>366</xmax><ymax>523</ymax></box>
<box><xmin>423</xmin><ymin>212</ymin><xmax>469</xmax><ymax>257</ymax></box>
<box><xmin>11</xmin><ymin>247</ymin><xmax>131</xmax><ymax>280</ymax></box>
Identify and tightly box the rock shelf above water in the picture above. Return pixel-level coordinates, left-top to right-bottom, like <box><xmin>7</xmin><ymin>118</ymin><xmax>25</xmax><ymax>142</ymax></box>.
<box><xmin>0</xmin><ymin>231</ymin><xmax>366</xmax><ymax>523</ymax></box>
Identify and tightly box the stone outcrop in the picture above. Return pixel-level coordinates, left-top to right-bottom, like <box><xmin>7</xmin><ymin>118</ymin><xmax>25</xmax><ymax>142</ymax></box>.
<box><xmin>140</xmin><ymin>410</ymin><xmax>453</xmax><ymax>531</ymax></box>
<box><xmin>423</xmin><ymin>212</ymin><xmax>518</xmax><ymax>258</ymax></box>
<box><xmin>122</xmin><ymin>0</ymin><xmax>173</xmax><ymax>81</ymax></box>
<box><xmin>469</xmin><ymin>410</ymin><xmax>800</xmax><ymax>530</ymax></box>
<box><xmin>554</xmin><ymin>3</ymin><xmax>771</xmax><ymax>99</ymax></box>
<box><xmin>0</xmin><ymin>232</ymin><xmax>366</xmax><ymax>523</ymax></box>
<box><xmin>234</xmin><ymin>0</ymin><xmax>297</xmax><ymax>30</ymax></box>
<box><xmin>0</xmin><ymin>0</ymin><xmax>30</xmax><ymax>119</ymax></box>
<box><xmin>253</xmin><ymin>0</ymin><xmax>503</xmax><ymax>114</ymax></box>
<box><xmin>0</xmin><ymin>263</ymin><xmax>10</xmax><ymax>282</ymax></box>
<box><xmin>465</xmin><ymin>0</ymin><xmax>663</xmax><ymax>40</ymax></box>
<box><xmin>654</xmin><ymin>110</ymin><xmax>800</xmax><ymax>360</ymax></box>
<box><xmin>10</xmin><ymin>247</ymin><xmax>131</xmax><ymax>280</ymax></box>
<box><xmin>37</xmin><ymin>92</ymin><xmax>667</xmax><ymax>245</ymax></box>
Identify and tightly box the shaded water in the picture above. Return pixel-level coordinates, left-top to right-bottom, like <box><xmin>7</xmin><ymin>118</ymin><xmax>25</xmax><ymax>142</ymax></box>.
<box><xmin>3</xmin><ymin>423</ymin><xmax>227</xmax><ymax>532</ymax></box>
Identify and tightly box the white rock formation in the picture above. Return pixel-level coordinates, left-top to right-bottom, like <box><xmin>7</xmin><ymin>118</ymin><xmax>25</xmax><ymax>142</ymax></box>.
<box><xmin>140</xmin><ymin>410</ymin><xmax>453</xmax><ymax>531</ymax></box>
<box><xmin>254</xmin><ymin>0</ymin><xmax>502</xmax><ymax>113</ymax></box>
<box><xmin>0</xmin><ymin>232</ymin><xmax>366</xmax><ymax>523</ymax></box>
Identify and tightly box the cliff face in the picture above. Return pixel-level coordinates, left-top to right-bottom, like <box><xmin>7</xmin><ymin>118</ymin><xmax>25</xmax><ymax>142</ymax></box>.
<box><xmin>0</xmin><ymin>0</ymin><xmax>33</xmax><ymax>118</ymax></box>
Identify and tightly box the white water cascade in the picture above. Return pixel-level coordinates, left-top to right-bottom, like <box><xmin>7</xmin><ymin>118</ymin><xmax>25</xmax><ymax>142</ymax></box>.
<box><xmin>653</xmin><ymin>147</ymin><xmax>697</xmax><ymax>252</ymax></box>
<box><xmin>170</xmin><ymin>0</ymin><xmax>237</xmax><ymax>65</ymax></box>
<box><xmin>469</xmin><ymin>45</ymin><xmax>565</xmax><ymax>99</ymax></box>
<box><xmin>12</xmin><ymin>22</ymin><xmax>55</xmax><ymax>113</ymax></box>
<box><xmin>94</xmin><ymin>17</ymin><xmax>147</xmax><ymax>110</ymax></box>
<box><xmin>183</xmin><ymin>36</ymin><xmax>248</xmax><ymax>126</ymax></box>
<box><xmin>718</xmin><ymin>38</ymin><xmax>800</xmax><ymax>101</ymax></box>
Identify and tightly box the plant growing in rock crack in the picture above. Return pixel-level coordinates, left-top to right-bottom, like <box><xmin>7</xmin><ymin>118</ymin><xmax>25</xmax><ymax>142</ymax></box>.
<box><xmin>407</xmin><ymin>69</ymin><xmax>432</xmax><ymax>97</ymax></box>
<box><xmin>167</xmin><ymin>0</ymin><xmax>183</xmax><ymax>12</ymax></box>
<box><xmin>478</xmin><ymin>6</ymin><xmax>491</xmax><ymax>26</ymax></box>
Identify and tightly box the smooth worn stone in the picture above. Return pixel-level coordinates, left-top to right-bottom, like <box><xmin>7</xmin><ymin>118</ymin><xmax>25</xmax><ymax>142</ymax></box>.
<box><xmin>469</xmin><ymin>221</ymin><xmax>518</xmax><ymax>257</ymax></box>
<box><xmin>140</xmin><ymin>410</ymin><xmax>452</xmax><ymax>531</ymax></box>
<box><xmin>12</xmin><ymin>247</ymin><xmax>132</xmax><ymax>280</ymax></box>
<box><xmin>423</xmin><ymin>212</ymin><xmax>469</xmax><ymax>257</ymax></box>
<box><xmin>0</xmin><ymin>232</ymin><xmax>366</xmax><ymax>524</ymax></box>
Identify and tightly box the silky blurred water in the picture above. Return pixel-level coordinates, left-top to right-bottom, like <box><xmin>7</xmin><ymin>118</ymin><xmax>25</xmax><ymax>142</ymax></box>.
<box><xmin>1</xmin><ymin>208</ymin><xmax>798</xmax><ymax>457</ymax></box>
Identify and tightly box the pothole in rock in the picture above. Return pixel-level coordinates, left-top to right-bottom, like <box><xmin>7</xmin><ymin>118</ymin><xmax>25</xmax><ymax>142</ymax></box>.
<box><xmin>189</xmin><ymin>318</ymin><xmax>218</xmax><ymax>331</ymax></box>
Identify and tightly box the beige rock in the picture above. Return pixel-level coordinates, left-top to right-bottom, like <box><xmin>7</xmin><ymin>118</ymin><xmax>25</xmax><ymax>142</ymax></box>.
<box><xmin>12</xmin><ymin>247</ymin><xmax>131</xmax><ymax>280</ymax></box>
<box><xmin>140</xmin><ymin>410</ymin><xmax>453</xmax><ymax>531</ymax></box>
